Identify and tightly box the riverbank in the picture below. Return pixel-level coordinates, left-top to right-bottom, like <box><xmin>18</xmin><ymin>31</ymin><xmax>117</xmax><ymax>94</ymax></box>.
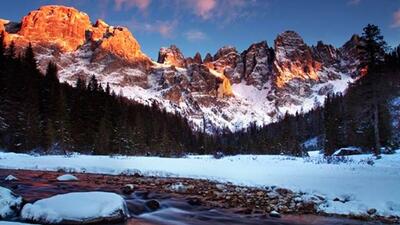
<box><xmin>0</xmin><ymin>150</ymin><xmax>400</xmax><ymax>219</ymax></box>
<box><xmin>0</xmin><ymin>169</ymin><xmax>398</xmax><ymax>224</ymax></box>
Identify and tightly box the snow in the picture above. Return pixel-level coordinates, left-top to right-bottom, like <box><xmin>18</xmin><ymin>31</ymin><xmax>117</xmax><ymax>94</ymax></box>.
<box><xmin>0</xmin><ymin>222</ymin><xmax>40</xmax><ymax>225</ymax></box>
<box><xmin>46</xmin><ymin>45</ymin><xmax>358</xmax><ymax>133</ymax></box>
<box><xmin>1</xmin><ymin>151</ymin><xmax>400</xmax><ymax>217</ymax></box>
<box><xmin>21</xmin><ymin>192</ymin><xmax>128</xmax><ymax>223</ymax></box>
<box><xmin>56</xmin><ymin>174</ymin><xmax>78</xmax><ymax>181</ymax></box>
<box><xmin>333</xmin><ymin>147</ymin><xmax>362</xmax><ymax>156</ymax></box>
<box><xmin>0</xmin><ymin>186</ymin><xmax>23</xmax><ymax>219</ymax></box>
<box><xmin>302</xmin><ymin>137</ymin><xmax>319</xmax><ymax>149</ymax></box>
<box><xmin>4</xmin><ymin>175</ymin><xmax>18</xmax><ymax>181</ymax></box>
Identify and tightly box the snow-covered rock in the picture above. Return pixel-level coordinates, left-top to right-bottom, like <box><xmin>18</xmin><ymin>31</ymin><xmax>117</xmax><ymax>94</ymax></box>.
<box><xmin>21</xmin><ymin>192</ymin><xmax>128</xmax><ymax>224</ymax></box>
<box><xmin>269</xmin><ymin>210</ymin><xmax>281</xmax><ymax>218</ymax></box>
<box><xmin>168</xmin><ymin>182</ymin><xmax>189</xmax><ymax>193</ymax></box>
<box><xmin>0</xmin><ymin>186</ymin><xmax>23</xmax><ymax>219</ymax></box>
<box><xmin>4</xmin><ymin>175</ymin><xmax>18</xmax><ymax>181</ymax></box>
<box><xmin>333</xmin><ymin>147</ymin><xmax>362</xmax><ymax>156</ymax></box>
<box><xmin>56</xmin><ymin>174</ymin><xmax>78</xmax><ymax>181</ymax></box>
<box><xmin>121</xmin><ymin>184</ymin><xmax>135</xmax><ymax>195</ymax></box>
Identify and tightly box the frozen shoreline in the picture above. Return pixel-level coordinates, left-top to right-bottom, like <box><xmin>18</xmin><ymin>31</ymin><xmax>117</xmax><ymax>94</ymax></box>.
<box><xmin>0</xmin><ymin>150</ymin><xmax>399</xmax><ymax>218</ymax></box>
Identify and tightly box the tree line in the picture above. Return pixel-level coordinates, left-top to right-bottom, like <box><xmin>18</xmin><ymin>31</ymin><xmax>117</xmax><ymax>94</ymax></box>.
<box><xmin>216</xmin><ymin>24</ymin><xmax>400</xmax><ymax>156</ymax></box>
<box><xmin>0</xmin><ymin>24</ymin><xmax>399</xmax><ymax>157</ymax></box>
<box><xmin>0</xmin><ymin>34</ymin><xmax>212</xmax><ymax>156</ymax></box>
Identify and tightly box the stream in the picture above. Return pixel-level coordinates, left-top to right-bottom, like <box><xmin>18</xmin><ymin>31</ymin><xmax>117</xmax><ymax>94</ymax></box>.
<box><xmin>0</xmin><ymin>169</ymin><xmax>385</xmax><ymax>225</ymax></box>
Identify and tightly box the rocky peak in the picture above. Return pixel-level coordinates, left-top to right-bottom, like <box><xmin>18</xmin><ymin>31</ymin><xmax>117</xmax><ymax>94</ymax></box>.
<box><xmin>206</xmin><ymin>46</ymin><xmax>239</xmax><ymax>79</ymax></box>
<box><xmin>312</xmin><ymin>41</ymin><xmax>339</xmax><ymax>65</ymax></box>
<box><xmin>1</xmin><ymin>5</ymin><xmax>151</xmax><ymax>69</ymax></box>
<box><xmin>341</xmin><ymin>34</ymin><xmax>362</xmax><ymax>59</ymax></box>
<box><xmin>340</xmin><ymin>34</ymin><xmax>365</xmax><ymax>77</ymax></box>
<box><xmin>203</xmin><ymin>53</ymin><xmax>213</xmax><ymax>64</ymax></box>
<box><xmin>213</xmin><ymin>46</ymin><xmax>237</xmax><ymax>61</ymax></box>
<box><xmin>274</xmin><ymin>31</ymin><xmax>321</xmax><ymax>88</ymax></box>
<box><xmin>157</xmin><ymin>45</ymin><xmax>186</xmax><ymax>68</ymax></box>
<box><xmin>185</xmin><ymin>52</ymin><xmax>202</xmax><ymax>66</ymax></box>
<box><xmin>193</xmin><ymin>52</ymin><xmax>202</xmax><ymax>64</ymax></box>
<box><xmin>234</xmin><ymin>41</ymin><xmax>274</xmax><ymax>88</ymax></box>
<box><xmin>274</xmin><ymin>31</ymin><xmax>312</xmax><ymax>62</ymax></box>
<box><xmin>93</xmin><ymin>26</ymin><xmax>149</xmax><ymax>63</ymax></box>
<box><xmin>18</xmin><ymin>5</ymin><xmax>91</xmax><ymax>52</ymax></box>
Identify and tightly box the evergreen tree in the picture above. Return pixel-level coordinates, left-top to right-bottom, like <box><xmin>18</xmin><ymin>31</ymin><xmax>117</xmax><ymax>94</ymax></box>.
<box><xmin>359</xmin><ymin>24</ymin><xmax>389</xmax><ymax>155</ymax></box>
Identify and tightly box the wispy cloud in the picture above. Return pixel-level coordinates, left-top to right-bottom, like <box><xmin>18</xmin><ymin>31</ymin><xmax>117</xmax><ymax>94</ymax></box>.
<box><xmin>114</xmin><ymin>0</ymin><xmax>151</xmax><ymax>11</ymax></box>
<box><xmin>173</xmin><ymin>0</ymin><xmax>263</xmax><ymax>23</ymax></box>
<box><xmin>391</xmin><ymin>9</ymin><xmax>400</xmax><ymax>28</ymax></box>
<box><xmin>131</xmin><ymin>19</ymin><xmax>178</xmax><ymax>38</ymax></box>
<box><xmin>347</xmin><ymin>0</ymin><xmax>361</xmax><ymax>6</ymax></box>
<box><xmin>184</xmin><ymin>30</ymin><xmax>208</xmax><ymax>41</ymax></box>
<box><xmin>192</xmin><ymin>0</ymin><xmax>216</xmax><ymax>19</ymax></box>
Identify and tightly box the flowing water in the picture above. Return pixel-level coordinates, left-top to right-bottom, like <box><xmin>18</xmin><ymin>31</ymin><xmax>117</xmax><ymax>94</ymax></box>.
<box><xmin>0</xmin><ymin>169</ymin><xmax>385</xmax><ymax>225</ymax></box>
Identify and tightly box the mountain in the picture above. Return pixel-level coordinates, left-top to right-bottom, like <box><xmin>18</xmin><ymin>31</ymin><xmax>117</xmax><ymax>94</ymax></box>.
<box><xmin>0</xmin><ymin>5</ymin><xmax>365</xmax><ymax>132</ymax></box>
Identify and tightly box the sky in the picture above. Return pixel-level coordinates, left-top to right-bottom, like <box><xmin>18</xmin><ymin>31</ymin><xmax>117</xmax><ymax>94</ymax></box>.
<box><xmin>0</xmin><ymin>0</ymin><xmax>399</xmax><ymax>60</ymax></box>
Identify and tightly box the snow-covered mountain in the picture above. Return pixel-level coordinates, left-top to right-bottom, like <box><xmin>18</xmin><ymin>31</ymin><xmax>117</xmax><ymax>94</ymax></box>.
<box><xmin>0</xmin><ymin>5</ymin><xmax>365</xmax><ymax>132</ymax></box>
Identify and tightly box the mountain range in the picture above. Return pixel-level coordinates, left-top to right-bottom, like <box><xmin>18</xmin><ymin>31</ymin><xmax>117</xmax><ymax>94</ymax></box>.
<box><xmin>0</xmin><ymin>5</ymin><xmax>366</xmax><ymax>132</ymax></box>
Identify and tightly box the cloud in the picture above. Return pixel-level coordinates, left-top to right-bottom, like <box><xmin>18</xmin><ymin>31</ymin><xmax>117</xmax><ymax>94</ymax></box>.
<box><xmin>391</xmin><ymin>9</ymin><xmax>400</xmax><ymax>28</ymax></box>
<box><xmin>178</xmin><ymin>0</ymin><xmax>263</xmax><ymax>23</ymax></box>
<box><xmin>131</xmin><ymin>19</ymin><xmax>178</xmax><ymax>38</ymax></box>
<box><xmin>184</xmin><ymin>30</ymin><xmax>208</xmax><ymax>41</ymax></box>
<box><xmin>114</xmin><ymin>0</ymin><xmax>151</xmax><ymax>11</ymax></box>
<box><xmin>193</xmin><ymin>0</ymin><xmax>217</xmax><ymax>19</ymax></box>
<box><xmin>347</xmin><ymin>0</ymin><xmax>361</xmax><ymax>5</ymax></box>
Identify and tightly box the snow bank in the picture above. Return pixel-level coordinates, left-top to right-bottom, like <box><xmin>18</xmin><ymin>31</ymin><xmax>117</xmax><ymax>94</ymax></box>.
<box><xmin>21</xmin><ymin>192</ymin><xmax>128</xmax><ymax>224</ymax></box>
<box><xmin>0</xmin><ymin>186</ymin><xmax>23</xmax><ymax>219</ymax></box>
<box><xmin>0</xmin><ymin>222</ymin><xmax>41</xmax><ymax>225</ymax></box>
<box><xmin>56</xmin><ymin>174</ymin><xmax>78</xmax><ymax>181</ymax></box>
<box><xmin>1</xmin><ymin>151</ymin><xmax>400</xmax><ymax>217</ymax></box>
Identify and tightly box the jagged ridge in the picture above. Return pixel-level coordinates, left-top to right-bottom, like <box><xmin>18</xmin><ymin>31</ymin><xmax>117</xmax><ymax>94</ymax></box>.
<box><xmin>0</xmin><ymin>5</ymin><xmax>365</xmax><ymax>132</ymax></box>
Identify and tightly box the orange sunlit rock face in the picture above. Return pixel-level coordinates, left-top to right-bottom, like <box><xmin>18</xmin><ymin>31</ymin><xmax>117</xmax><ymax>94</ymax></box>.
<box><xmin>274</xmin><ymin>31</ymin><xmax>322</xmax><ymax>88</ymax></box>
<box><xmin>0</xmin><ymin>19</ymin><xmax>6</xmax><ymax>33</ymax></box>
<box><xmin>0</xmin><ymin>5</ymin><xmax>151</xmax><ymax>65</ymax></box>
<box><xmin>218</xmin><ymin>77</ymin><xmax>233</xmax><ymax>98</ymax></box>
<box><xmin>275</xmin><ymin>61</ymin><xmax>322</xmax><ymax>88</ymax></box>
<box><xmin>93</xmin><ymin>26</ymin><xmax>146</xmax><ymax>62</ymax></box>
<box><xmin>18</xmin><ymin>5</ymin><xmax>91</xmax><ymax>52</ymax></box>
<box><xmin>90</xmin><ymin>19</ymin><xmax>109</xmax><ymax>42</ymax></box>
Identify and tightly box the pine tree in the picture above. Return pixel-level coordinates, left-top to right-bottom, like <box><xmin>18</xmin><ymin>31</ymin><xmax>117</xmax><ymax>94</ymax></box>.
<box><xmin>359</xmin><ymin>24</ymin><xmax>389</xmax><ymax>155</ymax></box>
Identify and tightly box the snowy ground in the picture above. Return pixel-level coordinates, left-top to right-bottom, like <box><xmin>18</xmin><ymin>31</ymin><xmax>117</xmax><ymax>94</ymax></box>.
<box><xmin>0</xmin><ymin>150</ymin><xmax>399</xmax><ymax>218</ymax></box>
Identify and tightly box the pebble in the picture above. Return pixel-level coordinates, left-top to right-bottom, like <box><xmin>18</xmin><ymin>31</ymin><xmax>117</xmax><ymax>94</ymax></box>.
<box><xmin>122</xmin><ymin>184</ymin><xmax>135</xmax><ymax>195</ymax></box>
<box><xmin>146</xmin><ymin>199</ymin><xmax>161</xmax><ymax>211</ymax></box>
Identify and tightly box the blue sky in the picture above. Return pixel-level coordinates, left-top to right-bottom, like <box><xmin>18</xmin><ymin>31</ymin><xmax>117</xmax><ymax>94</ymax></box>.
<box><xmin>1</xmin><ymin>0</ymin><xmax>399</xmax><ymax>60</ymax></box>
